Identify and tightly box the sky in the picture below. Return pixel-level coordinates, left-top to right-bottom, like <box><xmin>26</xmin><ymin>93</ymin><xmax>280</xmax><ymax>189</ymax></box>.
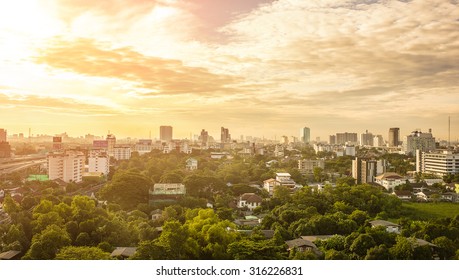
<box><xmin>0</xmin><ymin>0</ymin><xmax>458</xmax><ymax>141</ymax></box>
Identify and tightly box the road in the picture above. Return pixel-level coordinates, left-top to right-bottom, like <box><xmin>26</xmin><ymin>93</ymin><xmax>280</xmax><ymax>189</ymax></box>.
<box><xmin>0</xmin><ymin>159</ymin><xmax>47</xmax><ymax>175</ymax></box>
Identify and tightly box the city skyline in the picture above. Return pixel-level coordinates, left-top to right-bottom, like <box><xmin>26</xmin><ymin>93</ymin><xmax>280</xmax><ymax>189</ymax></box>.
<box><xmin>1</xmin><ymin>1</ymin><xmax>458</xmax><ymax>140</ymax></box>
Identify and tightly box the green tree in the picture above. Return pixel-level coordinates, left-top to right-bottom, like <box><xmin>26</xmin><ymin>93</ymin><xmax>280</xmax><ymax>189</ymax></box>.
<box><xmin>24</xmin><ymin>225</ymin><xmax>71</xmax><ymax>259</ymax></box>
<box><xmin>349</xmin><ymin>234</ymin><xmax>376</xmax><ymax>258</ymax></box>
<box><xmin>55</xmin><ymin>246</ymin><xmax>112</xmax><ymax>260</ymax></box>
<box><xmin>98</xmin><ymin>171</ymin><xmax>152</xmax><ymax>209</ymax></box>
<box><xmin>432</xmin><ymin>236</ymin><xmax>456</xmax><ymax>260</ymax></box>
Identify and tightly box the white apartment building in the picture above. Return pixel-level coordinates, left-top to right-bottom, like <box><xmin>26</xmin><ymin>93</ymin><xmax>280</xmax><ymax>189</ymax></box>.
<box><xmin>374</xmin><ymin>173</ymin><xmax>406</xmax><ymax>191</ymax></box>
<box><xmin>47</xmin><ymin>150</ymin><xmax>85</xmax><ymax>183</ymax></box>
<box><xmin>113</xmin><ymin>146</ymin><xmax>131</xmax><ymax>161</ymax></box>
<box><xmin>88</xmin><ymin>149</ymin><xmax>110</xmax><ymax>176</ymax></box>
<box><xmin>416</xmin><ymin>150</ymin><xmax>459</xmax><ymax>176</ymax></box>
<box><xmin>403</xmin><ymin>130</ymin><xmax>436</xmax><ymax>155</ymax></box>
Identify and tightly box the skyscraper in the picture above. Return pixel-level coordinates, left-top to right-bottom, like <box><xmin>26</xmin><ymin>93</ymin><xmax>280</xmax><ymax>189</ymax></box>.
<box><xmin>160</xmin><ymin>126</ymin><xmax>173</xmax><ymax>142</ymax></box>
<box><xmin>200</xmin><ymin>129</ymin><xmax>209</xmax><ymax>146</ymax></box>
<box><xmin>388</xmin><ymin>128</ymin><xmax>400</xmax><ymax>147</ymax></box>
<box><xmin>221</xmin><ymin>127</ymin><xmax>231</xmax><ymax>143</ymax></box>
<box><xmin>301</xmin><ymin>127</ymin><xmax>310</xmax><ymax>143</ymax></box>
<box><xmin>360</xmin><ymin>130</ymin><xmax>374</xmax><ymax>146</ymax></box>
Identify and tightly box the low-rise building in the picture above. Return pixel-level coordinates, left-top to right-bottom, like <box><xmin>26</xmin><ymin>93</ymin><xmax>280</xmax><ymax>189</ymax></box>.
<box><xmin>238</xmin><ymin>193</ymin><xmax>262</xmax><ymax>211</ymax></box>
<box><xmin>186</xmin><ymin>158</ymin><xmax>198</xmax><ymax>171</ymax></box>
<box><xmin>375</xmin><ymin>172</ymin><xmax>406</xmax><ymax>191</ymax></box>
<box><xmin>298</xmin><ymin>159</ymin><xmax>325</xmax><ymax>174</ymax></box>
<box><xmin>149</xmin><ymin>183</ymin><xmax>186</xmax><ymax>206</ymax></box>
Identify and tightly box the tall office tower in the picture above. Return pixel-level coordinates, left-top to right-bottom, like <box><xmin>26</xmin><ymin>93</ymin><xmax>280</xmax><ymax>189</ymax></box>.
<box><xmin>373</xmin><ymin>135</ymin><xmax>384</xmax><ymax>147</ymax></box>
<box><xmin>47</xmin><ymin>150</ymin><xmax>85</xmax><ymax>183</ymax></box>
<box><xmin>200</xmin><ymin>129</ymin><xmax>209</xmax><ymax>146</ymax></box>
<box><xmin>403</xmin><ymin>130</ymin><xmax>436</xmax><ymax>155</ymax></box>
<box><xmin>388</xmin><ymin>127</ymin><xmax>400</xmax><ymax>147</ymax></box>
<box><xmin>221</xmin><ymin>127</ymin><xmax>231</xmax><ymax>143</ymax></box>
<box><xmin>106</xmin><ymin>134</ymin><xmax>116</xmax><ymax>157</ymax></box>
<box><xmin>336</xmin><ymin>132</ymin><xmax>358</xmax><ymax>144</ymax></box>
<box><xmin>160</xmin><ymin>126</ymin><xmax>173</xmax><ymax>142</ymax></box>
<box><xmin>301</xmin><ymin>127</ymin><xmax>310</xmax><ymax>143</ymax></box>
<box><xmin>360</xmin><ymin>130</ymin><xmax>374</xmax><ymax>146</ymax></box>
<box><xmin>0</xmin><ymin>128</ymin><xmax>6</xmax><ymax>142</ymax></box>
<box><xmin>329</xmin><ymin>135</ymin><xmax>336</xmax><ymax>145</ymax></box>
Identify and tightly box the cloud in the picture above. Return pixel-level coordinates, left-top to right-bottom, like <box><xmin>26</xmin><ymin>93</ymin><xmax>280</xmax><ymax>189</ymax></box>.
<box><xmin>34</xmin><ymin>38</ymin><xmax>243</xmax><ymax>96</ymax></box>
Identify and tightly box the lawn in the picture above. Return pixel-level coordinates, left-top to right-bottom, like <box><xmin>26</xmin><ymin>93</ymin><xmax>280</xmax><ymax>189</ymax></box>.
<box><xmin>401</xmin><ymin>202</ymin><xmax>459</xmax><ymax>221</ymax></box>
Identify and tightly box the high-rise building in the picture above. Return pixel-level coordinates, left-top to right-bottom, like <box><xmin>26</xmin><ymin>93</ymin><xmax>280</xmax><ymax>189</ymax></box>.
<box><xmin>106</xmin><ymin>134</ymin><xmax>116</xmax><ymax>157</ymax></box>
<box><xmin>88</xmin><ymin>149</ymin><xmax>110</xmax><ymax>175</ymax></box>
<box><xmin>373</xmin><ymin>135</ymin><xmax>384</xmax><ymax>147</ymax></box>
<box><xmin>416</xmin><ymin>150</ymin><xmax>459</xmax><ymax>176</ymax></box>
<box><xmin>301</xmin><ymin>127</ymin><xmax>310</xmax><ymax>143</ymax></box>
<box><xmin>160</xmin><ymin>126</ymin><xmax>173</xmax><ymax>142</ymax></box>
<box><xmin>329</xmin><ymin>135</ymin><xmax>336</xmax><ymax>145</ymax></box>
<box><xmin>360</xmin><ymin>130</ymin><xmax>374</xmax><ymax>146</ymax></box>
<box><xmin>47</xmin><ymin>150</ymin><xmax>85</xmax><ymax>183</ymax></box>
<box><xmin>221</xmin><ymin>127</ymin><xmax>231</xmax><ymax>143</ymax></box>
<box><xmin>352</xmin><ymin>157</ymin><xmax>386</xmax><ymax>184</ymax></box>
<box><xmin>336</xmin><ymin>132</ymin><xmax>358</xmax><ymax>144</ymax></box>
<box><xmin>388</xmin><ymin>128</ymin><xmax>400</xmax><ymax>147</ymax></box>
<box><xmin>403</xmin><ymin>130</ymin><xmax>436</xmax><ymax>155</ymax></box>
<box><xmin>200</xmin><ymin>129</ymin><xmax>209</xmax><ymax>146</ymax></box>
<box><xmin>0</xmin><ymin>129</ymin><xmax>6</xmax><ymax>142</ymax></box>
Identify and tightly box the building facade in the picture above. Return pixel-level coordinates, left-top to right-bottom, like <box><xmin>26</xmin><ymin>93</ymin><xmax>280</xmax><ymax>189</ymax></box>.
<box><xmin>388</xmin><ymin>128</ymin><xmax>400</xmax><ymax>147</ymax></box>
<box><xmin>298</xmin><ymin>159</ymin><xmax>325</xmax><ymax>174</ymax></box>
<box><xmin>160</xmin><ymin>126</ymin><xmax>173</xmax><ymax>142</ymax></box>
<box><xmin>336</xmin><ymin>132</ymin><xmax>358</xmax><ymax>144</ymax></box>
<box><xmin>352</xmin><ymin>157</ymin><xmax>386</xmax><ymax>184</ymax></box>
<box><xmin>88</xmin><ymin>149</ymin><xmax>110</xmax><ymax>175</ymax></box>
<box><xmin>47</xmin><ymin>150</ymin><xmax>85</xmax><ymax>183</ymax></box>
<box><xmin>403</xmin><ymin>130</ymin><xmax>436</xmax><ymax>155</ymax></box>
<box><xmin>416</xmin><ymin>150</ymin><xmax>459</xmax><ymax>176</ymax></box>
<box><xmin>301</xmin><ymin>127</ymin><xmax>310</xmax><ymax>143</ymax></box>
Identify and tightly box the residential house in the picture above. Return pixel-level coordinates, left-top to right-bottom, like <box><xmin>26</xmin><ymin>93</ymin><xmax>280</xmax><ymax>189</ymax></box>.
<box><xmin>110</xmin><ymin>247</ymin><xmax>137</xmax><ymax>259</ymax></box>
<box><xmin>370</xmin><ymin>220</ymin><xmax>401</xmax><ymax>234</ymax></box>
<box><xmin>263</xmin><ymin>178</ymin><xmax>279</xmax><ymax>196</ymax></box>
<box><xmin>0</xmin><ymin>250</ymin><xmax>22</xmax><ymax>260</ymax></box>
<box><xmin>186</xmin><ymin>158</ymin><xmax>198</xmax><ymax>171</ymax></box>
<box><xmin>285</xmin><ymin>238</ymin><xmax>322</xmax><ymax>257</ymax></box>
<box><xmin>375</xmin><ymin>172</ymin><xmax>406</xmax><ymax>191</ymax></box>
<box><xmin>238</xmin><ymin>193</ymin><xmax>262</xmax><ymax>211</ymax></box>
<box><xmin>149</xmin><ymin>183</ymin><xmax>186</xmax><ymax>206</ymax></box>
<box><xmin>392</xmin><ymin>190</ymin><xmax>413</xmax><ymax>201</ymax></box>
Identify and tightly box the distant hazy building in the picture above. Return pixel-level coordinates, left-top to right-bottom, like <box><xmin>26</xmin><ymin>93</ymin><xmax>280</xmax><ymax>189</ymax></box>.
<box><xmin>336</xmin><ymin>132</ymin><xmax>358</xmax><ymax>144</ymax></box>
<box><xmin>160</xmin><ymin>126</ymin><xmax>173</xmax><ymax>142</ymax></box>
<box><xmin>388</xmin><ymin>128</ymin><xmax>400</xmax><ymax>147</ymax></box>
<box><xmin>360</xmin><ymin>130</ymin><xmax>374</xmax><ymax>146</ymax></box>
<box><xmin>88</xmin><ymin>149</ymin><xmax>110</xmax><ymax>175</ymax></box>
<box><xmin>106</xmin><ymin>134</ymin><xmax>116</xmax><ymax>157</ymax></box>
<box><xmin>113</xmin><ymin>146</ymin><xmax>131</xmax><ymax>161</ymax></box>
<box><xmin>47</xmin><ymin>150</ymin><xmax>85</xmax><ymax>183</ymax></box>
<box><xmin>0</xmin><ymin>128</ymin><xmax>6</xmax><ymax>142</ymax></box>
<box><xmin>329</xmin><ymin>135</ymin><xmax>336</xmax><ymax>145</ymax></box>
<box><xmin>403</xmin><ymin>130</ymin><xmax>436</xmax><ymax>155</ymax></box>
<box><xmin>149</xmin><ymin>183</ymin><xmax>186</xmax><ymax>206</ymax></box>
<box><xmin>200</xmin><ymin>129</ymin><xmax>209</xmax><ymax>146</ymax></box>
<box><xmin>186</xmin><ymin>158</ymin><xmax>198</xmax><ymax>171</ymax></box>
<box><xmin>352</xmin><ymin>157</ymin><xmax>386</xmax><ymax>184</ymax></box>
<box><xmin>52</xmin><ymin>136</ymin><xmax>63</xmax><ymax>151</ymax></box>
<box><xmin>416</xmin><ymin>150</ymin><xmax>459</xmax><ymax>176</ymax></box>
<box><xmin>135</xmin><ymin>139</ymin><xmax>152</xmax><ymax>155</ymax></box>
<box><xmin>0</xmin><ymin>142</ymin><xmax>11</xmax><ymax>158</ymax></box>
<box><xmin>221</xmin><ymin>127</ymin><xmax>231</xmax><ymax>143</ymax></box>
<box><xmin>373</xmin><ymin>135</ymin><xmax>384</xmax><ymax>147</ymax></box>
<box><xmin>301</xmin><ymin>127</ymin><xmax>310</xmax><ymax>143</ymax></box>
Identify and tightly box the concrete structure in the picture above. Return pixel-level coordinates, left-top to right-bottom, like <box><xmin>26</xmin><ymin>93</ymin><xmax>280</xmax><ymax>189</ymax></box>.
<box><xmin>375</xmin><ymin>172</ymin><xmax>406</xmax><ymax>191</ymax></box>
<box><xmin>388</xmin><ymin>128</ymin><xmax>400</xmax><ymax>147</ymax></box>
<box><xmin>0</xmin><ymin>142</ymin><xmax>11</xmax><ymax>158</ymax></box>
<box><xmin>135</xmin><ymin>139</ymin><xmax>152</xmax><ymax>155</ymax></box>
<box><xmin>336</xmin><ymin>132</ymin><xmax>358</xmax><ymax>144</ymax></box>
<box><xmin>238</xmin><ymin>193</ymin><xmax>263</xmax><ymax>211</ymax></box>
<box><xmin>113</xmin><ymin>146</ymin><xmax>131</xmax><ymax>161</ymax></box>
<box><xmin>416</xmin><ymin>150</ymin><xmax>459</xmax><ymax>176</ymax></box>
<box><xmin>352</xmin><ymin>157</ymin><xmax>386</xmax><ymax>184</ymax></box>
<box><xmin>360</xmin><ymin>130</ymin><xmax>374</xmax><ymax>146</ymax></box>
<box><xmin>88</xmin><ymin>149</ymin><xmax>110</xmax><ymax>175</ymax></box>
<box><xmin>200</xmin><ymin>129</ymin><xmax>209</xmax><ymax>146</ymax></box>
<box><xmin>149</xmin><ymin>183</ymin><xmax>186</xmax><ymax>205</ymax></box>
<box><xmin>298</xmin><ymin>159</ymin><xmax>325</xmax><ymax>174</ymax></box>
<box><xmin>373</xmin><ymin>135</ymin><xmax>384</xmax><ymax>147</ymax></box>
<box><xmin>301</xmin><ymin>127</ymin><xmax>310</xmax><ymax>143</ymax></box>
<box><xmin>403</xmin><ymin>130</ymin><xmax>436</xmax><ymax>155</ymax></box>
<box><xmin>186</xmin><ymin>158</ymin><xmax>198</xmax><ymax>171</ymax></box>
<box><xmin>370</xmin><ymin>220</ymin><xmax>400</xmax><ymax>234</ymax></box>
<box><xmin>275</xmin><ymin>173</ymin><xmax>296</xmax><ymax>189</ymax></box>
<box><xmin>160</xmin><ymin>126</ymin><xmax>173</xmax><ymax>142</ymax></box>
<box><xmin>106</xmin><ymin>134</ymin><xmax>116</xmax><ymax>157</ymax></box>
<box><xmin>221</xmin><ymin>127</ymin><xmax>231</xmax><ymax>143</ymax></box>
<box><xmin>47</xmin><ymin>150</ymin><xmax>85</xmax><ymax>183</ymax></box>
